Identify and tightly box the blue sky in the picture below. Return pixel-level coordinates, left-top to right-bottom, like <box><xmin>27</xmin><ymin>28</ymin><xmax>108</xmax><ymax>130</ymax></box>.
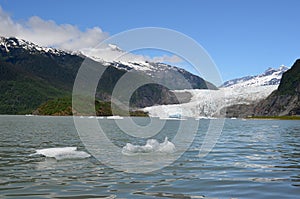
<box><xmin>0</xmin><ymin>0</ymin><xmax>299</xmax><ymax>83</ymax></box>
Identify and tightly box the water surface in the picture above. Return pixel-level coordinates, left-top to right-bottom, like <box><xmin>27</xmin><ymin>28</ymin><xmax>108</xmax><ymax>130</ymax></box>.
<box><xmin>0</xmin><ymin>115</ymin><xmax>299</xmax><ymax>198</ymax></box>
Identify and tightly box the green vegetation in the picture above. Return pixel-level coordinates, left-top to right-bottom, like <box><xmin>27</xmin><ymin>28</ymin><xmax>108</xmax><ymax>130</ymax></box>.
<box><xmin>35</xmin><ymin>97</ymin><xmax>73</xmax><ymax>115</ymax></box>
<box><xmin>0</xmin><ymin>78</ymin><xmax>68</xmax><ymax>114</ymax></box>
<box><xmin>35</xmin><ymin>97</ymin><xmax>148</xmax><ymax>117</ymax></box>
<box><xmin>0</xmin><ymin>43</ymin><xmax>79</xmax><ymax>114</ymax></box>
<box><xmin>0</xmin><ymin>37</ymin><xmax>215</xmax><ymax>115</ymax></box>
<box><xmin>247</xmin><ymin>115</ymin><xmax>300</xmax><ymax>120</ymax></box>
<box><xmin>0</xmin><ymin>44</ymin><xmax>173</xmax><ymax>114</ymax></box>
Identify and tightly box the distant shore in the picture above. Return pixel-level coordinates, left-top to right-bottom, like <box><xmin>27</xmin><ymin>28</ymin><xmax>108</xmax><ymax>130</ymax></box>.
<box><xmin>247</xmin><ymin>116</ymin><xmax>300</xmax><ymax>120</ymax></box>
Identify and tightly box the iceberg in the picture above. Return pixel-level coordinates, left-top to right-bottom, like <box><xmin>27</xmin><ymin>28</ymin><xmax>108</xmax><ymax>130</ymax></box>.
<box><xmin>33</xmin><ymin>147</ymin><xmax>91</xmax><ymax>160</ymax></box>
<box><xmin>122</xmin><ymin>137</ymin><xmax>176</xmax><ymax>156</ymax></box>
<box><xmin>107</xmin><ymin>115</ymin><xmax>124</xmax><ymax>120</ymax></box>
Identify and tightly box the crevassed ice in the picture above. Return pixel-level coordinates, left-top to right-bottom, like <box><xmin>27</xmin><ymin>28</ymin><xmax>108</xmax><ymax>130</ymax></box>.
<box><xmin>143</xmin><ymin>66</ymin><xmax>286</xmax><ymax>118</ymax></box>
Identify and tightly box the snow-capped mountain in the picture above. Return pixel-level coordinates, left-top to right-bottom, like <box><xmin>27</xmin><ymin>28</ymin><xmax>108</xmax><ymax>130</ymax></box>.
<box><xmin>0</xmin><ymin>36</ymin><xmax>292</xmax><ymax>116</ymax></box>
<box><xmin>0</xmin><ymin>36</ymin><xmax>219</xmax><ymax>113</ymax></box>
<box><xmin>80</xmin><ymin>44</ymin><xmax>158</xmax><ymax>72</ymax></box>
<box><xmin>221</xmin><ymin>66</ymin><xmax>289</xmax><ymax>88</ymax></box>
<box><xmin>80</xmin><ymin>44</ymin><xmax>217</xmax><ymax>89</ymax></box>
<box><xmin>82</xmin><ymin>44</ymin><xmax>219</xmax><ymax>90</ymax></box>
<box><xmin>0</xmin><ymin>36</ymin><xmax>68</xmax><ymax>56</ymax></box>
<box><xmin>0</xmin><ymin>36</ymin><xmax>216</xmax><ymax>90</ymax></box>
<box><xmin>144</xmin><ymin>66</ymin><xmax>289</xmax><ymax>118</ymax></box>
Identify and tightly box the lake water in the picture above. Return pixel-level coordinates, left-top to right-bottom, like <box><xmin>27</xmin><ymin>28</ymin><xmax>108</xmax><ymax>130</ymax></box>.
<box><xmin>0</xmin><ymin>115</ymin><xmax>299</xmax><ymax>198</ymax></box>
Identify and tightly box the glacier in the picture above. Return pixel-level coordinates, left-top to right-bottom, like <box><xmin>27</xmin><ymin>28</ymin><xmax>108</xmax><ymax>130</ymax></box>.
<box><xmin>0</xmin><ymin>36</ymin><xmax>289</xmax><ymax>118</ymax></box>
<box><xmin>143</xmin><ymin>66</ymin><xmax>288</xmax><ymax>118</ymax></box>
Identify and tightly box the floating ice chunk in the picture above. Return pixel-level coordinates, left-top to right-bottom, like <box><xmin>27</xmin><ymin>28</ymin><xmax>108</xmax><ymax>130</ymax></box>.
<box><xmin>33</xmin><ymin>147</ymin><xmax>91</xmax><ymax>160</ymax></box>
<box><xmin>157</xmin><ymin>137</ymin><xmax>176</xmax><ymax>153</ymax></box>
<box><xmin>122</xmin><ymin>137</ymin><xmax>175</xmax><ymax>155</ymax></box>
<box><xmin>107</xmin><ymin>115</ymin><xmax>124</xmax><ymax>120</ymax></box>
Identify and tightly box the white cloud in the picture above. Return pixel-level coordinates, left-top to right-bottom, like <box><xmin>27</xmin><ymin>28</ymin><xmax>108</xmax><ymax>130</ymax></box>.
<box><xmin>81</xmin><ymin>45</ymin><xmax>148</xmax><ymax>63</ymax></box>
<box><xmin>0</xmin><ymin>6</ymin><xmax>108</xmax><ymax>51</ymax></box>
<box><xmin>81</xmin><ymin>45</ymin><xmax>183</xmax><ymax>65</ymax></box>
<box><xmin>151</xmin><ymin>55</ymin><xmax>183</xmax><ymax>63</ymax></box>
<box><xmin>0</xmin><ymin>6</ymin><xmax>183</xmax><ymax>64</ymax></box>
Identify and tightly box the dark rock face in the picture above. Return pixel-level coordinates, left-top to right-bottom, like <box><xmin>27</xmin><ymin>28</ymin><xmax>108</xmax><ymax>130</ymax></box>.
<box><xmin>222</xmin><ymin>60</ymin><xmax>300</xmax><ymax>118</ymax></box>
<box><xmin>223</xmin><ymin>60</ymin><xmax>300</xmax><ymax>117</ymax></box>
<box><xmin>220</xmin><ymin>104</ymin><xmax>255</xmax><ymax>118</ymax></box>
<box><xmin>253</xmin><ymin>93</ymin><xmax>299</xmax><ymax>116</ymax></box>
<box><xmin>253</xmin><ymin>59</ymin><xmax>300</xmax><ymax>116</ymax></box>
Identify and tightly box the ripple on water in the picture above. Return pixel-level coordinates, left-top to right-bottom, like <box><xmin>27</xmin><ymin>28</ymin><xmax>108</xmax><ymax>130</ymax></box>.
<box><xmin>0</xmin><ymin>116</ymin><xmax>300</xmax><ymax>198</ymax></box>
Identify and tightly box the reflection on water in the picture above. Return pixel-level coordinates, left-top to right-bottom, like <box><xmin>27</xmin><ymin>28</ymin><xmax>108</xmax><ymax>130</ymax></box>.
<box><xmin>0</xmin><ymin>115</ymin><xmax>300</xmax><ymax>198</ymax></box>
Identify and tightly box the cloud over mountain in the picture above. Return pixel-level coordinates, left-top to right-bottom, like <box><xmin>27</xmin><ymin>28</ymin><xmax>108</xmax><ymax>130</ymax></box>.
<box><xmin>0</xmin><ymin>6</ymin><xmax>108</xmax><ymax>51</ymax></box>
<box><xmin>0</xmin><ymin>6</ymin><xmax>184</xmax><ymax>64</ymax></box>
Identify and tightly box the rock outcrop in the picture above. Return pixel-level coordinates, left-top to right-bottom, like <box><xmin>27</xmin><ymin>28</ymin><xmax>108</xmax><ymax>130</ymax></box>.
<box><xmin>253</xmin><ymin>59</ymin><xmax>300</xmax><ymax>116</ymax></box>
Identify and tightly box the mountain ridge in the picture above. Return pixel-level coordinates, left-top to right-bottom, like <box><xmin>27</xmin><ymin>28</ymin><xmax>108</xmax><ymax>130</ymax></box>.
<box><xmin>221</xmin><ymin>65</ymin><xmax>289</xmax><ymax>88</ymax></box>
<box><xmin>0</xmin><ymin>36</ymin><xmax>215</xmax><ymax>114</ymax></box>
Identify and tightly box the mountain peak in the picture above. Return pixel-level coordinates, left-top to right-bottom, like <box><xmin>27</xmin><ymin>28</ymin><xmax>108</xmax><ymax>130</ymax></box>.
<box><xmin>221</xmin><ymin>65</ymin><xmax>289</xmax><ymax>88</ymax></box>
<box><xmin>261</xmin><ymin>65</ymin><xmax>288</xmax><ymax>77</ymax></box>
<box><xmin>107</xmin><ymin>44</ymin><xmax>123</xmax><ymax>52</ymax></box>
<box><xmin>279</xmin><ymin>65</ymin><xmax>289</xmax><ymax>71</ymax></box>
<box><xmin>0</xmin><ymin>36</ymin><xmax>66</xmax><ymax>56</ymax></box>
